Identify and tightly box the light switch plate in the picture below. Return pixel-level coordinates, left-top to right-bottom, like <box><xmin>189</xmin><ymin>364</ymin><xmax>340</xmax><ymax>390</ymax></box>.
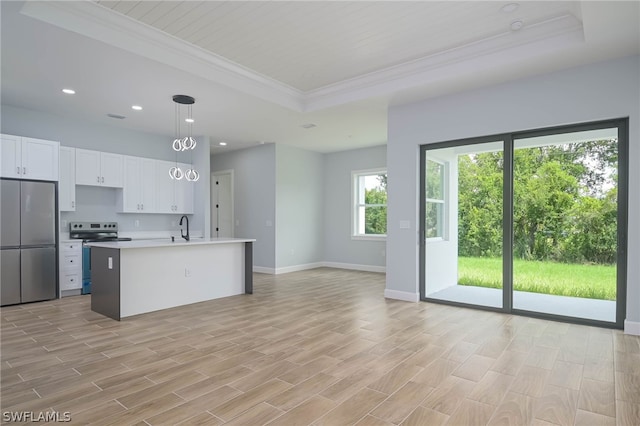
<box><xmin>399</xmin><ymin>220</ymin><xmax>410</xmax><ymax>229</ymax></box>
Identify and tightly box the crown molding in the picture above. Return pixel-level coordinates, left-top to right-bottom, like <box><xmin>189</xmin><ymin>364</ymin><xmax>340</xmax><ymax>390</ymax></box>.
<box><xmin>21</xmin><ymin>2</ymin><xmax>584</xmax><ymax>114</ymax></box>
<box><xmin>20</xmin><ymin>0</ymin><xmax>305</xmax><ymax>111</ymax></box>
<box><xmin>303</xmin><ymin>15</ymin><xmax>584</xmax><ymax>111</ymax></box>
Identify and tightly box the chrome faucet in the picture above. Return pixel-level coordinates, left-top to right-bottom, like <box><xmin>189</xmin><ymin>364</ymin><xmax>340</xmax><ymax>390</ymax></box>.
<box><xmin>179</xmin><ymin>215</ymin><xmax>190</xmax><ymax>241</ymax></box>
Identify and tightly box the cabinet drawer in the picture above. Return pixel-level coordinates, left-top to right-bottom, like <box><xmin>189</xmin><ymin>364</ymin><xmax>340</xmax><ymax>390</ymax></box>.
<box><xmin>60</xmin><ymin>274</ymin><xmax>81</xmax><ymax>290</ymax></box>
<box><xmin>62</xmin><ymin>255</ymin><xmax>80</xmax><ymax>268</ymax></box>
<box><xmin>61</xmin><ymin>242</ymin><xmax>81</xmax><ymax>251</ymax></box>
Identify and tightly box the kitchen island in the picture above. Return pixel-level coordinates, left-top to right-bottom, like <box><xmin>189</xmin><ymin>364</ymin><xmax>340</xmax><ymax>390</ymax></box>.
<box><xmin>87</xmin><ymin>238</ymin><xmax>254</xmax><ymax>320</ymax></box>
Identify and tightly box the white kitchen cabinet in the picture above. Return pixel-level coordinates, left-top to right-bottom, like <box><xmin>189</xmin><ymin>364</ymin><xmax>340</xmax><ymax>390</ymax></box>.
<box><xmin>155</xmin><ymin>160</ymin><xmax>194</xmax><ymax>214</ymax></box>
<box><xmin>59</xmin><ymin>240</ymin><xmax>82</xmax><ymax>294</ymax></box>
<box><xmin>1</xmin><ymin>134</ymin><xmax>59</xmax><ymax>181</ymax></box>
<box><xmin>59</xmin><ymin>147</ymin><xmax>76</xmax><ymax>211</ymax></box>
<box><xmin>75</xmin><ymin>149</ymin><xmax>123</xmax><ymax>187</ymax></box>
<box><xmin>118</xmin><ymin>155</ymin><xmax>156</xmax><ymax>213</ymax></box>
<box><xmin>175</xmin><ymin>170</ymin><xmax>194</xmax><ymax>214</ymax></box>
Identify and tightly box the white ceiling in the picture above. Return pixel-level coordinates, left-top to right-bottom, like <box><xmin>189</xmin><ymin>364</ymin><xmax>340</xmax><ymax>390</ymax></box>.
<box><xmin>1</xmin><ymin>1</ymin><xmax>638</xmax><ymax>154</ymax></box>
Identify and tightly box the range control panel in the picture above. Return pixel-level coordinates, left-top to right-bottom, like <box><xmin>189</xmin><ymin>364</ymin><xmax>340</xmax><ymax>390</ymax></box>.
<box><xmin>69</xmin><ymin>222</ymin><xmax>119</xmax><ymax>232</ymax></box>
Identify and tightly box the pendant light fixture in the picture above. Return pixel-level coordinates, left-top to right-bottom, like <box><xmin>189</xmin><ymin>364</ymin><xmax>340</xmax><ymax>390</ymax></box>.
<box><xmin>170</xmin><ymin>95</ymin><xmax>199</xmax><ymax>182</ymax></box>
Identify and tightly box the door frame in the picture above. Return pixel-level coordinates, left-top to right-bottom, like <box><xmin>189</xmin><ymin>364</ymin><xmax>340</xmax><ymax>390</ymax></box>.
<box><xmin>419</xmin><ymin>118</ymin><xmax>628</xmax><ymax>329</ymax></box>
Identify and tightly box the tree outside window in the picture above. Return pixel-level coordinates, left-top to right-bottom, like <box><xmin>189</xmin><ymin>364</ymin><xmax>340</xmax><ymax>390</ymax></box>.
<box><xmin>353</xmin><ymin>169</ymin><xmax>387</xmax><ymax>238</ymax></box>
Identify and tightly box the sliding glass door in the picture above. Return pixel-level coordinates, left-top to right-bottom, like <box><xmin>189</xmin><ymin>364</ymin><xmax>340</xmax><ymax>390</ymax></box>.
<box><xmin>422</xmin><ymin>140</ymin><xmax>504</xmax><ymax>309</ymax></box>
<box><xmin>512</xmin><ymin>127</ymin><xmax>622</xmax><ymax>323</ymax></box>
<box><xmin>420</xmin><ymin>119</ymin><xmax>627</xmax><ymax>328</ymax></box>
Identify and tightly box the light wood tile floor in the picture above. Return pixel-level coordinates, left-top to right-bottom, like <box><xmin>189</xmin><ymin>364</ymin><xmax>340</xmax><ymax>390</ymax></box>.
<box><xmin>1</xmin><ymin>268</ymin><xmax>639</xmax><ymax>425</ymax></box>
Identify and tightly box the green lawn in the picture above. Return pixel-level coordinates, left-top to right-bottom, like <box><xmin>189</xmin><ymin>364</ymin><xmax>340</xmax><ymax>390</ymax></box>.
<box><xmin>458</xmin><ymin>256</ymin><xmax>616</xmax><ymax>301</ymax></box>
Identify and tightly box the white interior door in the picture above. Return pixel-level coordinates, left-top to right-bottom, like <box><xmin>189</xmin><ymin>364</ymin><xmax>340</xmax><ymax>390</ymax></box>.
<box><xmin>211</xmin><ymin>171</ymin><xmax>233</xmax><ymax>238</ymax></box>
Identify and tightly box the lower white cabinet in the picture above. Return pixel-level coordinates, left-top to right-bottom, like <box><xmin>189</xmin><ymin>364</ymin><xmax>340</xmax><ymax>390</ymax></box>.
<box><xmin>59</xmin><ymin>240</ymin><xmax>82</xmax><ymax>293</ymax></box>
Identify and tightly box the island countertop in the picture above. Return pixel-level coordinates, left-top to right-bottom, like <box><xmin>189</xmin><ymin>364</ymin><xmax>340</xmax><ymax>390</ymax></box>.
<box><xmin>86</xmin><ymin>237</ymin><xmax>256</xmax><ymax>249</ymax></box>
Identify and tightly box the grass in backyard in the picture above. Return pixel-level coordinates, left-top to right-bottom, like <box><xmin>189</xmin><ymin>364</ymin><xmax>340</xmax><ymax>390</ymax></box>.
<box><xmin>457</xmin><ymin>256</ymin><xmax>616</xmax><ymax>301</ymax></box>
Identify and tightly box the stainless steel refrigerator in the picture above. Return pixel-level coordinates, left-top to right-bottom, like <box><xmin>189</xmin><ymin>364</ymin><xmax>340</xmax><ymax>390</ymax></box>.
<box><xmin>1</xmin><ymin>179</ymin><xmax>57</xmax><ymax>306</ymax></box>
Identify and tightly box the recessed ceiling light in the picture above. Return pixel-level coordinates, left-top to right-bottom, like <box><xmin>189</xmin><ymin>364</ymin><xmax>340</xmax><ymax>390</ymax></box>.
<box><xmin>301</xmin><ymin>123</ymin><xmax>317</xmax><ymax>129</ymax></box>
<box><xmin>510</xmin><ymin>20</ymin><xmax>524</xmax><ymax>31</ymax></box>
<box><xmin>62</xmin><ymin>88</ymin><xmax>75</xmax><ymax>95</ymax></box>
<box><xmin>131</xmin><ymin>105</ymin><xmax>142</xmax><ymax>111</ymax></box>
<box><xmin>107</xmin><ymin>113</ymin><xmax>126</xmax><ymax>120</ymax></box>
<box><xmin>501</xmin><ymin>3</ymin><xmax>519</xmax><ymax>13</ymax></box>
<box><xmin>219</xmin><ymin>142</ymin><xmax>227</xmax><ymax>146</ymax></box>
<box><xmin>185</xmin><ymin>118</ymin><xmax>194</xmax><ymax>123</ymax></box>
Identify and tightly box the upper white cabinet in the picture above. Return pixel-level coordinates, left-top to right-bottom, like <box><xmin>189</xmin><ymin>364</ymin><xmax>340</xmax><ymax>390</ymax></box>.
<box><xmin>118</xmin><ymin>156</ymin><xmax>156</xmax><ymax>213</ymax></box>
<box><xmin>75</xmin><ymin>149</ymin><xmax>123</xmax><ymax>187</ymax></box>
<box><xmin>155</xmin><ymin>160</ymin><xmax>194</xmax><ymax>214</ymax></box>
<box><xmin>59</xmin><ymin>147</ymin><xmax>76</xmax><ymax>211</ymax></box>
<box><xmin>1</xmin><ymin>134</ymin><xmax>59</xmax><ymax>181</ymax></box>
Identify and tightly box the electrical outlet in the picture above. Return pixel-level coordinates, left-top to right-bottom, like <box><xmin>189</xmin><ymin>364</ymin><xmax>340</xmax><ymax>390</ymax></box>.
<box><xmin>134</xmin><ymin>220</ymin><xmax>140</xmax><ymax>228</ymax></box>
<box><xmin>185</xmin><ymin>268</ymin><xmax>191</xmax><ymax>277</ymax></box>
<box><xmin>61</xmin><ymin>220</ymin><xmax>67</xmax><ymax>229</ymax></box>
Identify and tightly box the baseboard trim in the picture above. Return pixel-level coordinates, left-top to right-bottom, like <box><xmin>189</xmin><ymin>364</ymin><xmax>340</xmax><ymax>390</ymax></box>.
<box><xmin>253</xmin><ymin>266</ymin><xmax>275</xmax><ymax>274</ymax></box>
<box><xmin>624</xmin><ymin>319</ymin><xmax>640</xmax><ymax>336</ymax></box>
<box><xmin>322</xmin><ymin>262</ymin><xmax>386</xmax><ymax>273</ymax></box>
<box><xmin>255</xmin><ymin>262</ymin><xmax>386</xmax><ymax>275</ymax></box>
<box><xmin>275</xmin><ymin>262</ymin><xmax>325</xmax><ymax>275</ymax></box>
<box><xmin>384</xmin><ymin>289</ymin><xmax>419</xmax><ymax>302</ymax></box>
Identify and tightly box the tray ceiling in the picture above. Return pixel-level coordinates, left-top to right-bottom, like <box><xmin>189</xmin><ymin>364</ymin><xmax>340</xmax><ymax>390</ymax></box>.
<box><xmin>94</xmin><ymin>1</ymin><xmax>581</xmax><ymax>92</ymax></box>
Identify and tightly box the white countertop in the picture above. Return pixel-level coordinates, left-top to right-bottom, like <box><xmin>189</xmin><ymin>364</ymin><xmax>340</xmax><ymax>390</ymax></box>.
<box><xmin>86</xmin><ymin>237</ymin><xmax>255</xmax><ymax>249</ymax></box>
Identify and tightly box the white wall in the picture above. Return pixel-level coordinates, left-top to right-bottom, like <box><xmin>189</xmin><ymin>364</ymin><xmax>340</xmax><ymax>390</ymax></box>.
<box><xmin>275</xmin><ymin>144</ymin><xmax>324</xmax><ymax>270</ymax></box>
<box><xmin>323</xmin><ymin>145</ymin><xmax>387</xmax><ymax>270</ymax></box>
<box><xmin>212</xmin><ymin>143</ymin><xmax>387</xmax><ymax>272</ymax></box>
<box><xmin>387</xmin><ymin>56</ymin><xmax>640</xmax><ymax>328</ymax></box>
<box><xmin>211</xmin><ymin>144</ymin><xmax>277</xmax><ymax>270</ymax></box>
<box><xmin>1</xmin><ymin>105</ymin><xmax>210</xmax><ymax>236</ymax></box>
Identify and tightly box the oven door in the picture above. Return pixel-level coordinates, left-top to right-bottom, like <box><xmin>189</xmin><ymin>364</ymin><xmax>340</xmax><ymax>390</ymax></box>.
<box><xmin>82</xmin><ymin>244</ymin><xmax>91</xmax><ymax>294</ymax></box>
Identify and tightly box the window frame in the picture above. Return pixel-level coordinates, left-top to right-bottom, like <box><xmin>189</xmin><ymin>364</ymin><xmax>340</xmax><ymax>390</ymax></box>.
<box><xmin>425</xmin><ymin>158</ymin><xmax>447</xmax><ymax>242</ymax></box>
<box><xmin>351</xmin><ymin>168</ymin><xmax>388</xmax><ymax>240</ymax></box>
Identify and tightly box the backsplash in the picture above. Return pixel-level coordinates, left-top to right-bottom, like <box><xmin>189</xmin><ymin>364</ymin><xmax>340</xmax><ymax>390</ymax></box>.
<box><xmin>60</xmin><ymin>186</ymin><xmax>190</xmax><ymax>236</ymax></box>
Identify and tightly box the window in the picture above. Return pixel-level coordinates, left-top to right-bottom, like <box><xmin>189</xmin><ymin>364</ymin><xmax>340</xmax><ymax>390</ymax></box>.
<box><xmin>426</xmin><ymin>159</ymin><xmax>446</xmax><ymax>239</ymax></box>
<box><xmin>352</xmin><ymin>169</ymin><xmax>387</xmax><ymax>239</ymax></box>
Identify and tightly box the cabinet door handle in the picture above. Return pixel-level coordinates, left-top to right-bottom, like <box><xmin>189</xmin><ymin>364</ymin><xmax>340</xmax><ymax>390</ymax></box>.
<box><xmin>71</xmin><ymin>201</ymin><xmax>75</xmax><ymax>208</ymax></box>
<box><xmin>23</xmin><ymin>167</ymin><xmax>26</xmax><ymax>175</ymax></box>
<box><xmin>141</xmin><ymin>204</ymin><xmax>144</xmax><ymax>210</ymax></box>
<box><xmin>16</xmin><ymin>166</ymin><xmax>20</xmax><ymax>174</ymax></box>
<box><xmin>101</xmin><ymin>177</ymin><xmax>105</xmax><ymax>183</ymax></box>
<box><xmin>97</xmin><ymin>176</ymin><xmax>100</xmax><ymax>183</ymax></box>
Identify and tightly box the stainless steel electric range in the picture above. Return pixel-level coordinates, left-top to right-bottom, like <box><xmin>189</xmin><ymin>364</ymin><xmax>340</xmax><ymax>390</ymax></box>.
<box><xmin>69</xmin><ymin>222</ymin><xmax>132</xmax><ymax>294</ymax></box>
